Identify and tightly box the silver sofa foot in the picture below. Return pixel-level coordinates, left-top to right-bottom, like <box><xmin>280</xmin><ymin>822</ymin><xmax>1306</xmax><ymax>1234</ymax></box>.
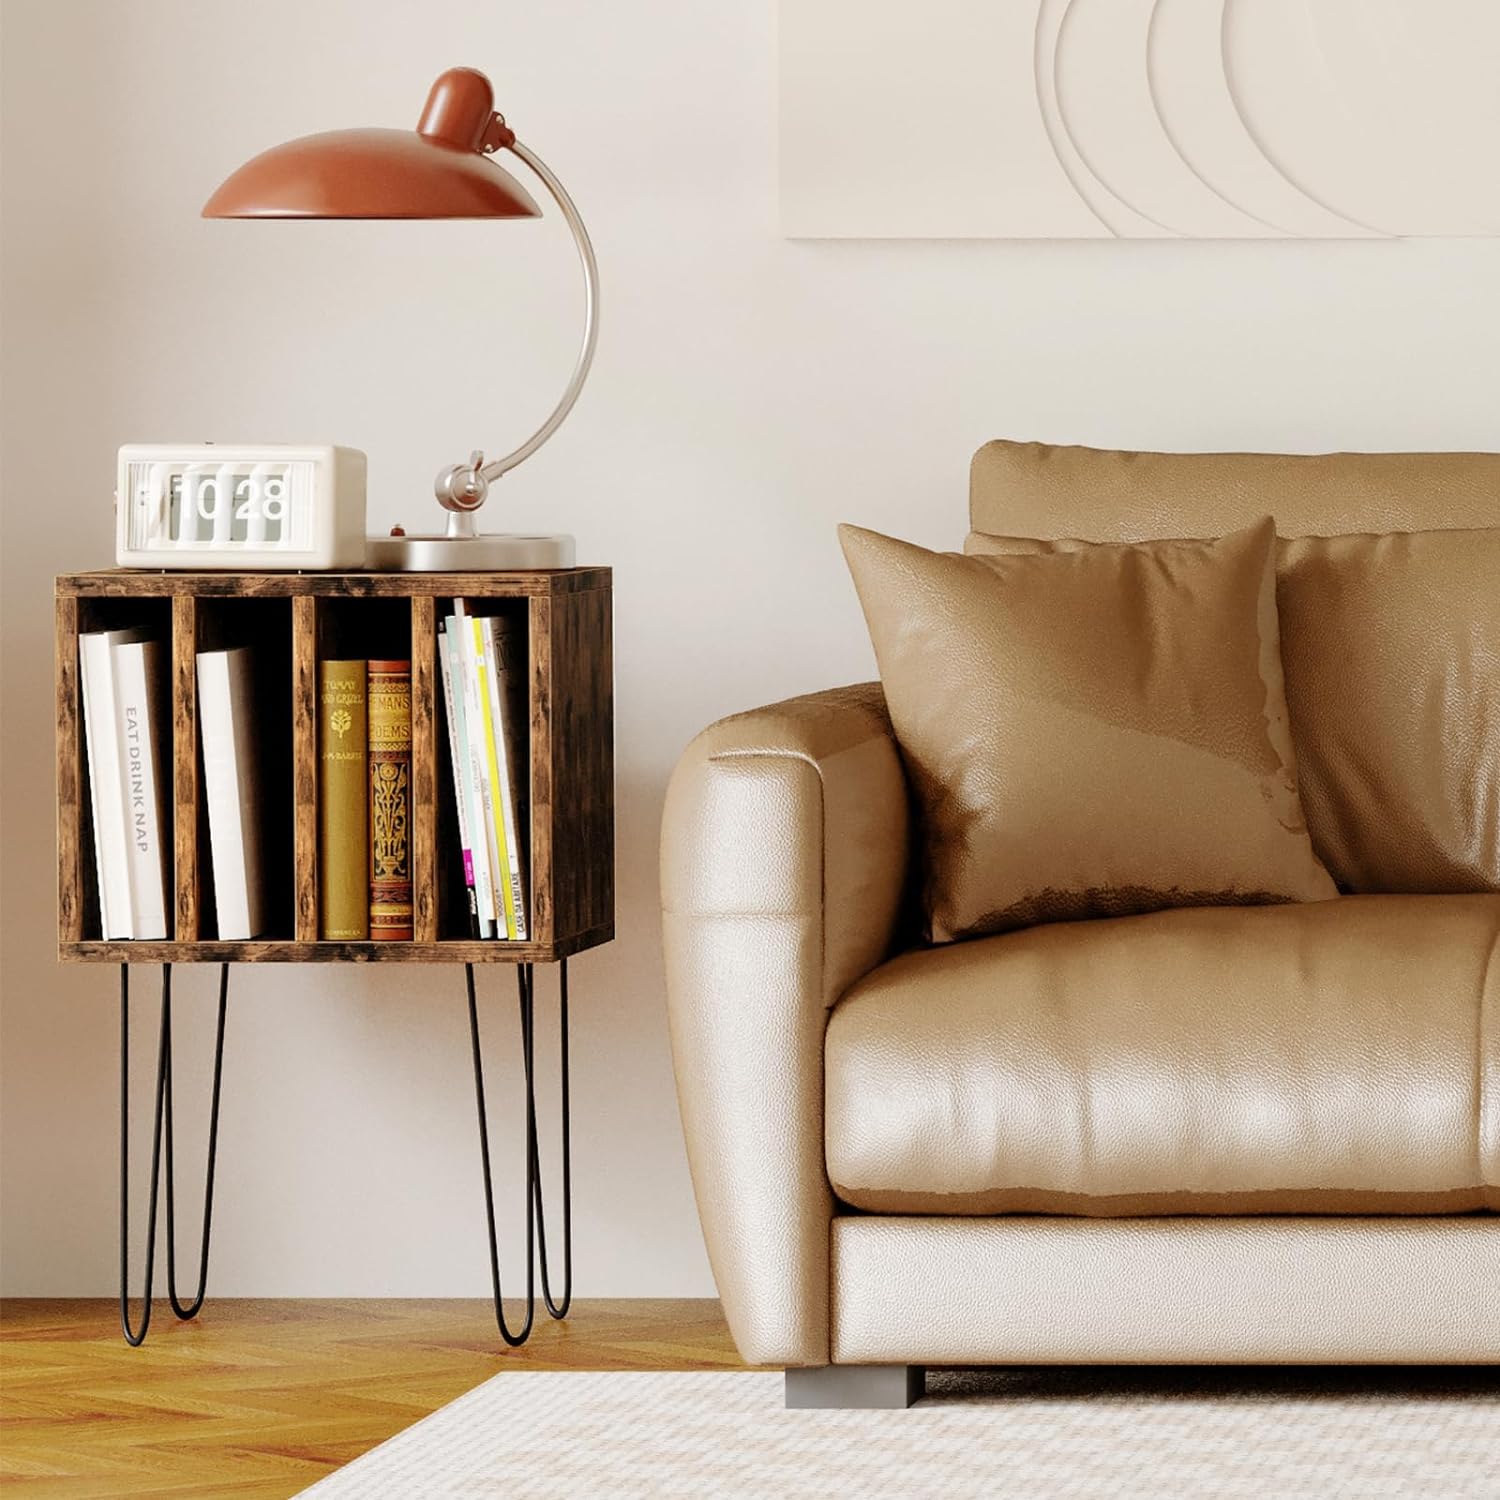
<box><xmin>784</xmin><ymin>1365</ymin><xmax>926</xmax><ymax>1409</ymax></box>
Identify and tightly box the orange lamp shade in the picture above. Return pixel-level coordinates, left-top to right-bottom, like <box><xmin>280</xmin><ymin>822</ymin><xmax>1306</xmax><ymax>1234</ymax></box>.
<box><xmin>202</xmin><ymin>67</ymin><xmax>542</xmax><ymax>220</ymax></box>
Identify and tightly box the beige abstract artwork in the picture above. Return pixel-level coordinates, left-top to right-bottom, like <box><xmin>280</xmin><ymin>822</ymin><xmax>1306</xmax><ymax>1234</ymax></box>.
<box><xmin>778</xmin><ymin>0</ymin><xmax>1500</xmax><ymax>238</ymax></box>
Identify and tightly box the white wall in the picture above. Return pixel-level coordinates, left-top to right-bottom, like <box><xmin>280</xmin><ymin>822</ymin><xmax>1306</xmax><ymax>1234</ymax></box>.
<box><xmin>3</xmin><ymin>0</ymin><xmax>1498</xmax><ymax>1297</ymax></box>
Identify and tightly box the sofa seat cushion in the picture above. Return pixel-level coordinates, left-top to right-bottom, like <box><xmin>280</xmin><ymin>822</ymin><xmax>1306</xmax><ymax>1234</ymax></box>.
<box><xmin>825</xmin><ymin>896</ymin><xmax>1500</xmax><ymax>1215</ymax></box>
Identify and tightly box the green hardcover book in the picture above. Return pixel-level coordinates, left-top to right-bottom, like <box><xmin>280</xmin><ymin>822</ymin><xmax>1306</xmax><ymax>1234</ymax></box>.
<box><xmin>318</xmin><ymin>660</ymin><xmax>368</xmax><ymax>940</ymax></box>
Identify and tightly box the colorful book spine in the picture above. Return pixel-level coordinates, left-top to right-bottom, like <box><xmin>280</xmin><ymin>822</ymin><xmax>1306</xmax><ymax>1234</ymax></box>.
<box><xmin>456</xmin><ymin>605</ymin><xmax>505</xmax><ymax>937</ymax></box>
<box><xmin>450</xmin><ymin>613</ymin><xmax>498</xmax><ymax>939</ymax></box>
<box><xmin>471</xmin><ymin>618</ymin><xmax>518</xmax><ymax>940</ymax></box>
<box><xmin>318</xmin><ymin>660</ymin><xmax>368</xmax><ymax>941</ymax></box>
<box><xmin>367</xmin><ymin>659</ymin><xmax>413</xmax><ymax>942</ymax></box>
<box><xmin>436</xmin><ymin>623</ymin><xmax>483</xmax><ymax>939</ymax></box>
<box><xmin>483</xmin><ymin>615</ymin><xmax>529</xmax><ymax>941</ymax></box>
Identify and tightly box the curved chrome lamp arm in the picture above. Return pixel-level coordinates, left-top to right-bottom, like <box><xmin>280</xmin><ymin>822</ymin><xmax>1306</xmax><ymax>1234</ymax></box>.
<box><xmin>434</xmin><ymin>138</ymin><xmax>600</xmax><ymax>532</ymax></box>
<box><xmin>482</xmin><ymin>143</ymin><xmax>600</xmax><ymax>483</ymax></box>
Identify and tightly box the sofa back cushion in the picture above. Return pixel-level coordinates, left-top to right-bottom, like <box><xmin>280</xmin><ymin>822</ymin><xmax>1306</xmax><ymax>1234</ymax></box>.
<box><xmin>840</xmin><ymin>519</ymin><xmax>1336</xmax><ymax>943</ymax></box>
<box><xmin>968</xmin><ymin>440</ymin><xmax>1500</xmax><ymax>545</ymax></box>
<box><xmin>1279</xmin><ymin>530</ymin><xmax>1499</xmax><ymax>892</ymax></box>
<box><xmin>966</xmin><ymin>442</ymin><xmax>1500</xmax><ymax>894</ymax></box>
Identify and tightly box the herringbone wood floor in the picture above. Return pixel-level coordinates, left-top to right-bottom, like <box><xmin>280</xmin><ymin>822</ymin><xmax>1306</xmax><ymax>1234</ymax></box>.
<box><xmin>1</xmin><ymin>1299</ymin><xmax>745</xmax><ymax>1499</ymax></box>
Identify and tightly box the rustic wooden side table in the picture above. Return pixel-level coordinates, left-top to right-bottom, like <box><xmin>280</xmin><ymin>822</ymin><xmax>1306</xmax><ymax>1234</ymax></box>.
<box><xmin>55</xmin><ymin>568</ymin><xmax>613</xmax><ymax>1346</ymax></box>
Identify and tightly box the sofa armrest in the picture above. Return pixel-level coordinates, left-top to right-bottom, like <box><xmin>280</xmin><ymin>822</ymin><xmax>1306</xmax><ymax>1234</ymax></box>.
<box><xmin>660</xmin><ymin>683</ymin><xmax>911</xmax><ymax>1365</ymax></box>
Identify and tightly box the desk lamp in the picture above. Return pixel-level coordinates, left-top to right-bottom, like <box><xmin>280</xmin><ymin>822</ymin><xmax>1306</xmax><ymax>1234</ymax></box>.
<box><xmin>203</xmin><ymin>66</ymin><xmax>597</xmax><ymax>570</ymax></box>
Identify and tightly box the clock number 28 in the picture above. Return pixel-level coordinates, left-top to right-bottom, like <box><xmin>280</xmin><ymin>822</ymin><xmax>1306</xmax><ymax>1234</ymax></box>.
<box><xmin>193</xmin><ymin>476</ymin><xmax>287</xmax><ymax>522</ymax></box>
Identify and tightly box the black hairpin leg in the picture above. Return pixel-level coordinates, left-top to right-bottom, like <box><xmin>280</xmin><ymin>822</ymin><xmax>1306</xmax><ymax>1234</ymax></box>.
<box><xmin>465</xmin><ymin>959</ymin><xmax>574</xmax><ymax>1347</ymax></box>
<box><xmin>120</xmin><ymin>963</ymin><xmax>230</xmax><ymax>1346</ymax></box>
<box><xmin>119</xmin><ymin>966</ymin><xmax>169</xmax><ymax>1348</ymax></box>
<box><xmin>465</xmin><ymin>961</ymin><xmax>536</xmax><ymax>1346</ymax></box>
<box><xmin>527</xmin><ymin>961</ymin><xmax>572</xmax><ymax>1320</ymax></box>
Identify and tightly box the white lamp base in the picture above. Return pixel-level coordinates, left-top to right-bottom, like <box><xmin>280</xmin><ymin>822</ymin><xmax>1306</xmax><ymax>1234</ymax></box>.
<box><xmin>365</xmin><ymin>531</ymin><xmax>576</xmax><ymax>572</ymax></box>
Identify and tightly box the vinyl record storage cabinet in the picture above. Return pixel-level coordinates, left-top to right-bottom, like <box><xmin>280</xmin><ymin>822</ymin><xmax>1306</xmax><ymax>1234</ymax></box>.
<box><xmin>55</xmin><ymin>567</ymin><xmax>612</xmax><ymax>1348</ymax></box>
<box><xmin>55</xmin><ymin>569</ymin><xmax>613</xmax><ymax>963</ymax></box>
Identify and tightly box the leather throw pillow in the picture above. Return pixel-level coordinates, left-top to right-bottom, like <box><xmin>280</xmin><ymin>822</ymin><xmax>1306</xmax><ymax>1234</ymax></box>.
<box><xmin>1277</xmin><ymin>529</ymin><xmax>1498</xmax><ymax>893</ymax></box>
<box><xmin>840</xmin><ymin>517</ymin><xmax>1337</xmax><ymax>943</ymax></box>
<box><xmin>969</xmin><ymin>526</ymin><xmax>1500</xmax><ymax>895</ymax></box>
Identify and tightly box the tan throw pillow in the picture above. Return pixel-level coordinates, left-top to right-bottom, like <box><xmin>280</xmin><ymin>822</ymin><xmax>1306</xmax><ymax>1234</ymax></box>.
<box><xmin>840</xmin><ymin>518</ymin><xmax>1337</xmax><ymax>942</ymax></box>
<box><xmin>969</xmin><ymin>526</ymin><xmax>1500</xmax><ymax>895</ymax></box>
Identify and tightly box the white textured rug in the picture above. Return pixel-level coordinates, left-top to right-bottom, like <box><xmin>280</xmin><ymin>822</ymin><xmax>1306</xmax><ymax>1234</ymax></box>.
<box><xmin>298</xmin><ymin>1367</ymin><xmax>1500</xmax><ymax>1498</ymax></box>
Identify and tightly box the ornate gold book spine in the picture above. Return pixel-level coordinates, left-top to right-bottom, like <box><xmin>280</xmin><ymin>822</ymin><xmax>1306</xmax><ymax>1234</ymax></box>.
<box><xmin>367</xmin><ymin>659</ymin><xmax>413</xmax><ymax>942</ymax></box>
<box><xmin>318</xmin><ymin>660</ymin><xmax>368</xmax><ymax>941</ymax></box>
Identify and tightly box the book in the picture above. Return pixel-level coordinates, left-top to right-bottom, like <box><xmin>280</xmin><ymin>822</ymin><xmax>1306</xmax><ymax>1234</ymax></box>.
<box><xmin>482</xmin><ymin>615</ymin><xmax>529</xmax><ymax>941</ymax></box>
<box><xmin>367</xmin><ymin>659</ymin><xmax>413</xmax><ymax>942</ymax></box>
<box><xmin>197</xmin><ymin>646</ymin><xmax>267</xmax><ymax>939</ymax></box>
<box><xmin>79</xmin><ymin>627</ymin><xmax>151</xmax><ymax>939</ymax></box>
<box><xmin>469</xmin><ymin>616</ymin><xmax>518</xmax><ymax>940</ymax></box>
<box><xmin>454</xmin><ymin>604</ymin><xmax>505</xmax><ymax>937</ymax></box>
<box><xmin>79</xmin><ymin>631</ymin><xmax>128</xmax><ymax>938</ymax></box>
<box><xmin>437</xmin><ymin>622</ymin><xmax>489</xmax><ymax>939</ymax></box>
<box><xmin>318</xmin><ymin>660</ymin><xmax>368</xmax><ymax>940</ymax></box>
<box><xmin>446</xmin><ymin>609</ymin><xmax>498</xmax><ymax>937</ymax></box>
<box><xmin>113</xmin><ymin>636</ymin><xmax>172</xmax><ymax>940</ymax></box>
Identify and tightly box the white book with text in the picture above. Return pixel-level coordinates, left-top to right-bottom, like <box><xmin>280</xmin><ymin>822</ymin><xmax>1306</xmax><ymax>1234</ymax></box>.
<box><xmin>110</xmin><ymin>636</ymin><xmax>171</xmax><ymax>939</ymax></box>
<box><xmin>79</xmin><ymin>628</ymin><xmax>145</xmax><ymax>939</ymax></box>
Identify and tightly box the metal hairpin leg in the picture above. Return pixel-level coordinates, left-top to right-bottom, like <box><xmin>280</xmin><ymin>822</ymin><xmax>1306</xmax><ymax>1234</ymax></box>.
<box><xmin>465</xmin><ymin>959</ymin><xmax>574</xmax><ymax>1346</ymax></box>
<box><xmin>120</xmin><ymin>963</ymin><xmax>230</xmax><ymax>1346</ymax></box>
<box><xmin>528</xmin><ymin>961</ymin><xmax>571</xmax><ymax>1320</ymax></box>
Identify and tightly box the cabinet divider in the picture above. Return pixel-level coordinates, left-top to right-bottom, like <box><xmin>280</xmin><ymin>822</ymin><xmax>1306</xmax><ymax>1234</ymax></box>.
<box><xmin>528</xmin><ymin>595</ymin><xmax>554</xmax><ymax>948</ymax></box>
<box><xmin>410</xmin><ymin>596</ymin><xmax>438</xmax><ymax>943</ymax></box>
<box><xmin>292</xmin><ymin>595</ymin><xmax>319</xmax><ymax>943</ymax></box>
<box><xmin>171</xmin><ymin>595</ymin><xmax>199</xmax><ymax>942</ymax></box>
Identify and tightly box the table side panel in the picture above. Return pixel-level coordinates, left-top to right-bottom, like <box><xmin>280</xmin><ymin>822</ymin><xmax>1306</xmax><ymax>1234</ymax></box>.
<box><xmin>55</xmin><ymin>595</ymin><xmax>83</xmax><ymax>945</ymax></box>
<box><xmin>549</xmin><ymin>586</ymin><xmax>614</xmax><ymax>946</ymax></box>
<box><xmin>528</xmin><ymin>595</ymin><xmax>555</xmax><ymax>947</ymax></box>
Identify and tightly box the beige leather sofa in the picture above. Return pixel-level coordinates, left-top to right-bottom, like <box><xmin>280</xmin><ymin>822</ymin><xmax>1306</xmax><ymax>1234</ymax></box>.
<box><xmin>661</xmin><ymin>445</ymin><xmax>1500</xmax><ymax>1408</ymax></box>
